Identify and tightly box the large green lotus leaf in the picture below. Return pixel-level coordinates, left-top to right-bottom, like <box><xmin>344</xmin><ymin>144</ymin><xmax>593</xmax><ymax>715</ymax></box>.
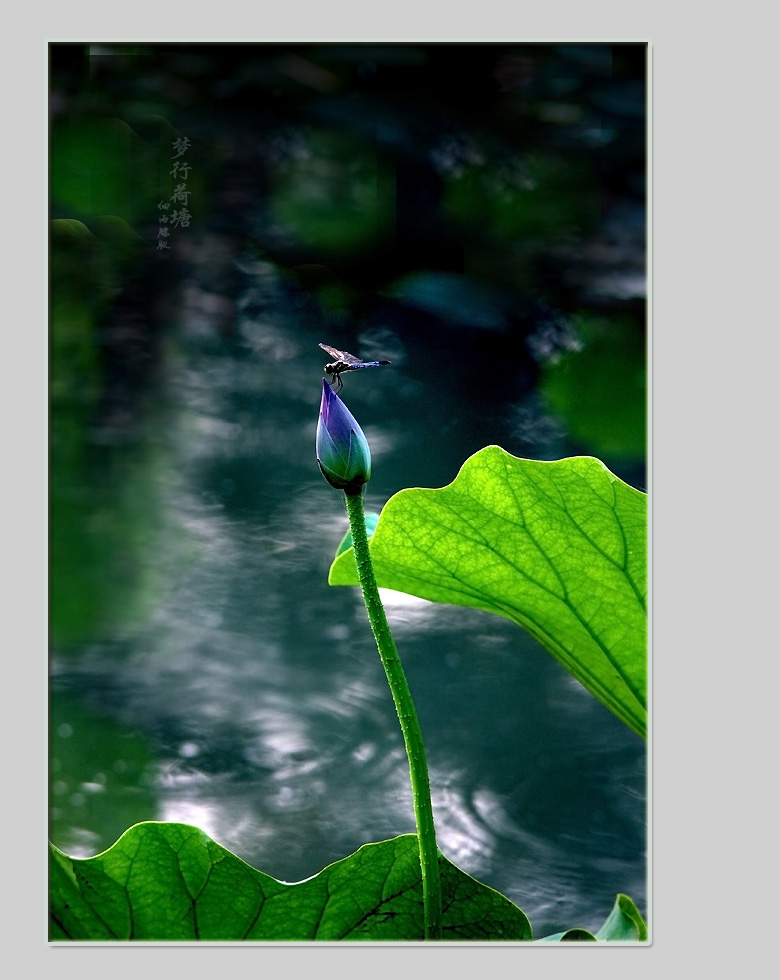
<box><xmin>49</xmin><ymin>823</ymin><xmax>532</xmax><ymax>942</ymax></box>
<box><xmin>330</xmin><ymin>448</ymin><xmax>647</xmax><ymax>739</ymax></box>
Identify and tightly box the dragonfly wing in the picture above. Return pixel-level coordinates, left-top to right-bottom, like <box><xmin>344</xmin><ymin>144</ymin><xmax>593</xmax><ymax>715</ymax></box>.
<box><xmin>319</xmin><ymin>343</ymin><xmax>345</xmax><ymax>360</ymax></box>
<box><xmin>336</xmin><ymin>350</ymin><xmax>367</xmax><ymax>366</ymax></box>
<box><xmin>319</xmin><ymin>344</ymin><xmax>369</xmax><ymax>366</ymax></box>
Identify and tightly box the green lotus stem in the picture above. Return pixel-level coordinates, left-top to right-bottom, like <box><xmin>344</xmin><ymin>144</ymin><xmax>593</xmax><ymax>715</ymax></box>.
<box><xmin>343</xmin><ymin>487</ymin><xmax>443</xmax><ymax>941</ymax></box>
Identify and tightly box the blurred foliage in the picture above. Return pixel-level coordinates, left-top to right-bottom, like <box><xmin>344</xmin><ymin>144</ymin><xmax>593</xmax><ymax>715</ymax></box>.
<box><xmin>51</xmin><ymin>116</ymin><xmax>157</xmax><ymax>226</ymax></box>
<box><xmin>49</xmin><ymin>71</ymin><xmax>198</xmax><ymax>649</ymax></box>
<box><xmin>49</xmin><ymin>219</ymin><xmax>172</xmax><ymax>647</ymax></box>
<box><xmin>443</xmin><ymin>149</ymin><xmax>600</xmax><ymax>243</ymax></box>
<box><xmin>541</xmin><ymin>313</ymin><xmax>646</xmax><ymax>462</ymax></box>
<box><xmin>49</xmin><ymin>437</ymin><xmax>170</xmax><ymax>647</ymax></box>
<box><xmin>270</xmin><ymin>127</ymin><xmax>395</xmax><ymax>256</ymax></box>
<box><xmin>49</xmin><ymin>693</ymin><xmax>158</xmax><ymax>856</ymax></box>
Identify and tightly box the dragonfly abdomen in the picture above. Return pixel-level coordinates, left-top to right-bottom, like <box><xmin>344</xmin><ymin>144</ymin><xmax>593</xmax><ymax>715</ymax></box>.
<box><xmin>324</xmin><ymin>360</ymin><xmax>390</xmax><ymax>375</ymax></box>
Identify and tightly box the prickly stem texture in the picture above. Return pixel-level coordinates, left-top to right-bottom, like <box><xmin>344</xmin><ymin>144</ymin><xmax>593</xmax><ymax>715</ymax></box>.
<box><xmin>343</xmin><ymin>488</ymin><xmax>442</xmax><ymax>940</ymax></box>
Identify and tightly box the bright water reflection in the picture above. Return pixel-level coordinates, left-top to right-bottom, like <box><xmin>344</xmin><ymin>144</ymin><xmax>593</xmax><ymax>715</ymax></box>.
<box><xmin>52</xmin><ymin>604</ymin><xmax>645</xmax><ymax>930</ymax></box>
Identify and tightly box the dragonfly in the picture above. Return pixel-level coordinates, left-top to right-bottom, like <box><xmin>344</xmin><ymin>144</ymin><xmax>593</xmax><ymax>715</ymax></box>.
<box><xmin>319</xmin><ymin>343</ymin><xmax>391</xmax><ymax>391</ymax></box>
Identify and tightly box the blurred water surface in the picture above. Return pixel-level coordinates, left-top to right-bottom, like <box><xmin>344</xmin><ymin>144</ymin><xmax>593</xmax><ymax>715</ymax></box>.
<box><xmin>50</xmin><ymin>41</ymin><xmax>647</xmax><ymax>938</ymax></box>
